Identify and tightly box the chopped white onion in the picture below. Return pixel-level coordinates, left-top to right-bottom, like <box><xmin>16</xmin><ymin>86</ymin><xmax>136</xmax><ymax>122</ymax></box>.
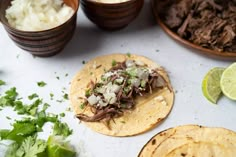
<box><xmin>5</xmin><ymin>0</ymin><xmax>74</xmax><ymax>31</ymax></box>
<box><xmin>106</xmin><ymin>82</ymin><xmax>121</xmax><ymax>93</ymax></box>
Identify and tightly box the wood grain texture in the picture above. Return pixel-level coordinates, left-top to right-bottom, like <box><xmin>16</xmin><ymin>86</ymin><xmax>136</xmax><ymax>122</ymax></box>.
<box><xmin>81</xmin><ymin>0</ymin><xmax>144</xmax><ymax>30</ymax></box>
<box><xmin>0</xmin><ymin>0</ymin><xmax>79</xmax><ymax>57</ymax></box>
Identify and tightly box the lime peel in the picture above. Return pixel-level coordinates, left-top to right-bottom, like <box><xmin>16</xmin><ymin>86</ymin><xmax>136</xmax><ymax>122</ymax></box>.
<box><xmin>202</xmin><ymin>67</ymin><xmax>225</xmax><ymax>104</ymax></box>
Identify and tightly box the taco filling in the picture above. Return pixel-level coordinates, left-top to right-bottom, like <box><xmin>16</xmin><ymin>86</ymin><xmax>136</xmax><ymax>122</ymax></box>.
<box><xmin>76</xmin><ymin>59</ymin><xmax>170</xmax><ymax>123</ymax></box>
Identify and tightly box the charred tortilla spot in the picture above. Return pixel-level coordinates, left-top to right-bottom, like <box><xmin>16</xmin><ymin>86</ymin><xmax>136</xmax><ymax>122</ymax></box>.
<box><xmin>181</xmin><ymin>153</ymin><xmax>187</xmax><ymax>156</ymax></box>
<box><xmin>151</xmin><ymin>139</ymin><xmax>156</xmax><ymax>145</ymax></box>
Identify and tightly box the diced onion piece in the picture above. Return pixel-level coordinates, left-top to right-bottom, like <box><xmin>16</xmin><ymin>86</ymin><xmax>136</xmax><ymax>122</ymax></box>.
<box><xmin>156</xmin><ymin>77</ymin><xmax>165</xmax><ymax>87</ymax></box>
<box><xmin>103</xmin><ymin>93</ymin><xmax>117</xmax><ymax>104</ymax></box>
<box><xmin>115</xmin><ymin>77</ymin><xmax>124</xmax><ymax>84</ymax></box>
<box><xmin>106</xmin><ymin>82</ymin><xmax>121</xmax><ymax>93</ymax></box>
<box><xmin>98</xmin><ymin>100</ymin><xmax>108</xmax><ymax>107</ymax></box>
<box><xmin>135</xmin><ymin>60</ymin><xmax>145</xmax><ymax>66</ymax></box>
<box><xmin>87</xmin><ymin>94</ymin><xmax>98</xmax><ymax>105</ymax></box>
<box><xmin>137</xmin><ymin>68</ymin><xmax>149</xmax><ymax>81</ymax></box>
<box><xmin>131</xmin><ymin>78</ymin><xmax>141</xmax><ymax>87</ymax></box>
<box><xmin>125</xmin><ymin>60</ymin><xmax>135</xmax><ymax>68</ymax></box>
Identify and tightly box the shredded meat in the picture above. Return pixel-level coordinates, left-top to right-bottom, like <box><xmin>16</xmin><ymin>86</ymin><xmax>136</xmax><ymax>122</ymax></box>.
<box><xmin>76</xmin><ymin>60</ymin><xmax>169</xmax><ymax>125</ymax></box>
<box><xmin>158</xmin><ymin>0</ymin><xmax>236</xmax><ymax>52</ymax></box>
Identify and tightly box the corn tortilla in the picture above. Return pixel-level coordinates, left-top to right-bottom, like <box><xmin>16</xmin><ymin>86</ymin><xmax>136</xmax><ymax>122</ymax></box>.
<box><xmin>70</xmin><ymin>53</ymin><xmax>174</xmax><ymax>136</ymax></box>
<box><xmin>138</xmin><ymin>125</ymin><xmax>236</xmax><ymax>157</ymax></box>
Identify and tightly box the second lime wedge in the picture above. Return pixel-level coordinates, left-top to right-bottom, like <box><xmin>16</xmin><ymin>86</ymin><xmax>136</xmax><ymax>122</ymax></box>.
<box><xmin>202</xmin><ymin>67</ymin><xmax>225</xmax><ymax>104</ymax></box>
<box><xmin>220</xmin><ymin>63</ymin><xmax>236</xmax><ymax>101</ymax></box>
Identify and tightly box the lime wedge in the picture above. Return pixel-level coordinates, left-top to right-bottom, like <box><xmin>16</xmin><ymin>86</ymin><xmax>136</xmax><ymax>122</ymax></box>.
<box><xmin>47</xmin><ymin>136</ymin><xmax>76</xmax><ymax>157</ymax></box>
<box><xmin>202</xmin><ymin>67</ymin><xmax>225</xmax><ymax>104</ymax></box>
<box><xmin>220</xmin><ymin>63</ymin><xmax>236</xmax><ymax>101</ymax></box>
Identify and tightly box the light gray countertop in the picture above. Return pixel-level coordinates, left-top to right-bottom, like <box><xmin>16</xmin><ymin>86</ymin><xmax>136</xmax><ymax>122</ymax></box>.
<box><xmin>1</xmin><ymin>1</ymin><xmax>236</xmax><ymax>157</ymax></box>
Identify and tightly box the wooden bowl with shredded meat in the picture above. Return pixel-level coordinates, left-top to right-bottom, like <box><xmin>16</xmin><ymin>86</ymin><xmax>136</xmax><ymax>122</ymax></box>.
<box><xmin>151</xmin><ymin>0</ymin><xmax>236</xmax><ymax>60</ymax></box>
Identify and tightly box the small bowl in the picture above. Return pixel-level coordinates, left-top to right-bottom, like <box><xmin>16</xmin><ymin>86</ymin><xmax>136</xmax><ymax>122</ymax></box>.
<box><xmin>81</xmin><ymin>0</ymin><xmax>144</xmax><ymax>30</ymax></box>
<box><xmin>0</xmin><ymin>0</ymin><xmax>79</xmax><ymax>57</ymax></box>
<box><xmin>151</xmin><ymin>0</ymin><xmax>236</xmax><ymax>60</ymax></box>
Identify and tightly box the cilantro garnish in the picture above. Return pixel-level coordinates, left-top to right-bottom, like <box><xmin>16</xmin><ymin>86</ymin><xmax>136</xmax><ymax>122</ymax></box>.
<box><xmin>126</xmin><ymin>53</ymin><xmax>131</xmax><ymax>57</ymax></box>
<box><xmin>85</xmin><ymin>89</ymin><xmax>91</xmax><ymax>97</ymax></box>
<box><xmin>28</xmin><ymin>93</ymin><xmax>39</xmax><ymax>100</ymax></box>
<box><xmin>53</xmin><ymin>121</ymin><xmax>72</xmax><ymax>137</ymax></box>
<box><xmin>59</xmin><ymin>113</ymin><xmax>65</xmax><ymax>117</ymax></box>
<box><xmin>80</xmin><ymin>103</ymin><xmax>85</xmax><ymax>109</ymax></box>
<box><xmin>82</xmin><ymin>60</ymin><xmax>86</xmax><ymax>64</ymax></box>
<box><xmin>56</xmin><ymin>76</ymin><xmax>60</xmax><ymax>80</ymax></box>
<box><xmin>50</xmin><ymin>93</ymin><xmax>54</xmax><ymax>100</ymax></box>
<box><xmin>63</xmin><ymin>94</ymin><xmax>68</xmax><ymax>100</ymax></box>
<box><xmin>37</xmin><ymin>81</ymin><xmax>46</xmax><ymax>87</ymax></box>
<box><xmin>0</xmin><ymin>80</ymin><xmax>6</xmax><ymax>86</ymax></box>
<box><xmin>112</xmin><ymin>59</ymin><xmax>117</xmax><ymax>66</ymax></box>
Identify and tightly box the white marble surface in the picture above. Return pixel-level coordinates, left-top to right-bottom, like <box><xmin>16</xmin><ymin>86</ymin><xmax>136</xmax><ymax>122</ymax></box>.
<box><xmin>0</xmin><ymin>1</ymin><xmax>236</xmax><ymax>157</ymax></box>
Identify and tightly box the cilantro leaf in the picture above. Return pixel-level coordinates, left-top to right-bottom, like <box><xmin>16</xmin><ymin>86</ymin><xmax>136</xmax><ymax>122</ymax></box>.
<box><xmin>0</xmin><ymin>129</ymin><xmax>10</xmax><ymax>140</ymax></box>
<box><xmin>0</xmin><ymin>80</ymin><xmax>6</xmax><ymax>86</ymax></box>
<box><xmin>14</xmin><ymin>99</ymin><xmax>42</xmax><ymax>116</ymax></box>
<box><xmin>4</xmin><ymin>121</ymin><xmax>37</xmax><ymax>143</ymax></box>
<box><xmin>53</xmin><ymin>121</ymin><xmax>72</xmax><ymax>137</ymax></box>
<box><xmin>5</xmin><ymin>142</ymin><xmax>20</xmax><ymax>157</ymax></box>
<box><xmin>0</xmin><ymin>87</ymin><xmax>18</xmax><ymax>107</ymax></box>
<box><xmin>16</xmin><ymin>136</ymin><xmax>47</xmax><ymax>157</ymax></box>
<box><xmin>37</xmin><ymin>82</ymin><xmax>46</xmax><ymax>87</ymax></box>
<box><xmin>28</xmin><ymin>93</ymin><xmax>39</xmax><ymax>100</ymax></box>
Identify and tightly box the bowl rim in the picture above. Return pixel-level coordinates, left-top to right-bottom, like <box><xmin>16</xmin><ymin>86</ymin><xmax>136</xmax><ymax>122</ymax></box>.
<box><xmin>0</xmin><ymin>0</ymin><xmax>79</xmax><ymax>33</ymax></box>
<box><xmin>151</xmin><ymin>0</ymin><xmax>236</xmax><ymax>60</ymax></box>
<box><xmin>81</xmin><ymin>0</ymin><xmax>139</xmax><ymax>6</ymax></box>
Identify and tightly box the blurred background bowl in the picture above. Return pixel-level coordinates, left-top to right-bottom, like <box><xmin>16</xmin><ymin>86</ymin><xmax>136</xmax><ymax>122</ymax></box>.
<box><xmin>0</xmin><ymin>0</ymin><xmax>79</xmax><ymax>57</ymax></box>
<box><xmin>81</xmin><ymin>0</ymin><xmax>144</xmax><ymax>30</ymax></box>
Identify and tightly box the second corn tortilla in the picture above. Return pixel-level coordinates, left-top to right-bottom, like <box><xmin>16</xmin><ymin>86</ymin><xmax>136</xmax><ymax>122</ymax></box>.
<box><xmin>70</xmin><ymin>53</ymin><xmax>174</xmax><ymax>136</ymax></box>
<box><xmin>138</xmin><ymin>125</ymin><xmax>236</xmax><ymax>157</ymax></box>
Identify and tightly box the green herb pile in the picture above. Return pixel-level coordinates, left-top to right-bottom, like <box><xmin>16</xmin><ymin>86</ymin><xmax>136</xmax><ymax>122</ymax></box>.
<box><xmin>0</xmin><ymin>81</ymin><xmax>75</xmax><ymax>157</ymax></box>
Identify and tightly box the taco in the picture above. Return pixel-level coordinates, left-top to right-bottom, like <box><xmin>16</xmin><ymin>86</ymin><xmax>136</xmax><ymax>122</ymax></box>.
<box><xmin>138</xmin><ymin>125</ymin><xmax>236</xmax><ymax>157</ymax></box>
<box><xmin>70</xmin><ymin>53</ymin><xmax>174</xmax><ymax>136</ymax></box>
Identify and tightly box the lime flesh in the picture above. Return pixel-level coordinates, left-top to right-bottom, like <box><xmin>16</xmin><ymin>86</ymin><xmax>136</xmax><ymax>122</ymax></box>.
<box><xmin>220</xmin><ymin>63</ymin><xmax>236</xmax><ymax>101</ymax></box>
<box><xmin>202</xmin><ymin>67</ymin><xmax>225</xmax><ymax>104</ymax></box>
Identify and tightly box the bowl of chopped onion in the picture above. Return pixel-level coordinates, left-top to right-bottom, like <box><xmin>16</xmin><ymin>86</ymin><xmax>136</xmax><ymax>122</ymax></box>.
<box><xmin>0</xmin><ymin>0</ymin><xmax>79</xmax><ymax>57</ymax></box>
<box><xmin>81</xmin><ymin>0</ymin><xmax>143</xmax><ymax>30</ymax></box>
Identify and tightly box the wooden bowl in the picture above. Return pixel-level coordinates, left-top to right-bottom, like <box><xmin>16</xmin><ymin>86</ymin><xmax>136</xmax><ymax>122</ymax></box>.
<box><xmin>0</xmin><ymin>0</ymin><xmax>79</xmax><ymax>57</ymax></box>
<box><xmin>151</xmin><ymin>0</ymin><xmax>236</xmax><ymax>60</ymax></box>
<box><xmin>81</xmin><ymin>0</ymin><xmax>144</xmax><ymax>30</ymax></box>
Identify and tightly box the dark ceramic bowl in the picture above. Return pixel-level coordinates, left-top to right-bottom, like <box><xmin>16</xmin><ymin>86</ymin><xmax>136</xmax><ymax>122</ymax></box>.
<box><xmin>81</xmin><ymin>0</ymin><xmax>144</xmax><ymax>30</ymax></box>
<box><xmin>151</xmin><ymin>0</ymin><xmax>236</xmax><ymax>60</ymax></box>
<box><xmin>0</xmin><ymin>0</ymin><xmax>79</xmax><ymax>57</ymax></box>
